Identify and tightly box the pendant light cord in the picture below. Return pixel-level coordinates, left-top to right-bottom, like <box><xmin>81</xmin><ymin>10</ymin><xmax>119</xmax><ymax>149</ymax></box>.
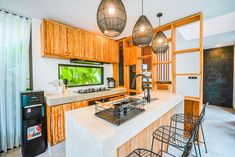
<box><xmin>142</xmin><ymin>0</ymin><xmax>143</xmax><ymax>15</ymax></box>
<box><xmin>159</xmin><ymin>16</ymin><xmax>160</xmax><ymax>29</ymax></box>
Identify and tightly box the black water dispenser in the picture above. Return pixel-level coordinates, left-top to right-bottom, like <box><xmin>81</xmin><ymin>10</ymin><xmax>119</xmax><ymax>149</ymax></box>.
<box><xmin>21</xmin><ymin>91</ymin><xmax>47</xmax><ymax>157</ymax></box>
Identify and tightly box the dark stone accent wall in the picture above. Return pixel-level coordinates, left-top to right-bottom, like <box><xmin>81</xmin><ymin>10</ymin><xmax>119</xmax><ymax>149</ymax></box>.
<box><xmin>203</xmin><ymin>46</ymin><xmax>234</xmax><ymax>108</ymax></box>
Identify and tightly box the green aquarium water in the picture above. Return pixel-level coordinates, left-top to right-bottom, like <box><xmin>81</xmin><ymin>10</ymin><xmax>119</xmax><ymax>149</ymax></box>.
<box><xmin>59</xmin><ymin>64</ymin><xmax>103</xmax><ymax>87</ymax></box>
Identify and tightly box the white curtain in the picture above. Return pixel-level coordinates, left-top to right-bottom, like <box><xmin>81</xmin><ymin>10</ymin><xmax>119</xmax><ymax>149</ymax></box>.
<box><xmin>0</xmin><ymin>10</ymin><xmax>31</xmax><ymax>152</ymax></box>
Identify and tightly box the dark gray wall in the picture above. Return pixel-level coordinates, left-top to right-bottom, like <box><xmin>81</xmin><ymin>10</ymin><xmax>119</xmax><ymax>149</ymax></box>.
<box><xmin>203</xmin><ymin>46</ymin><xmax>234</xmax><ymax>108</ymax></box>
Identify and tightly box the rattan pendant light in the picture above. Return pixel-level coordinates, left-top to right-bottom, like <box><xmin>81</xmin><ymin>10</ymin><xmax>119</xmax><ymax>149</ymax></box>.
<box><xmin>97</xmin><ymin>0</ymin><xmax>127</xmax><ymax>37</ymax></box>
<box><xmin>132</xmin><ymin>0</ymin><xmax>153</xmax><ymax>47</ymax></box>
<box><xmin>152</xmin><ymin>13</ymin><xmax>169</xmax><ymax>54</ymax></box>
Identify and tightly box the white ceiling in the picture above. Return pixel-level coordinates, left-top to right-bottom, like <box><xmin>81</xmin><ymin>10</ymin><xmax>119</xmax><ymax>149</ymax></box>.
<box><xmin>0</xmin><ymin>0</ymin><xmax>235</xmax><ymax>48</ymax></box>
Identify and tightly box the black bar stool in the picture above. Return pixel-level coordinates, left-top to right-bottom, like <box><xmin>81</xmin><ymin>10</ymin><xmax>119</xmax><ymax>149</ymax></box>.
<box><xmin>170</xmin><ymin>102</ymin><xmax>209</xmax><ymax>153</ymax></box>
<box><xmin>151</xmin><ymin>124</ymin><xmax>200</xmax><ymax>157</ymax></box>
<box><xmin>126</xmin><ymin>124</ymin><xmax>197</xmax><ymax>157</ymax></box>
<box><xmin>151</xmin><ymin>107</ymin><xmax>205</xmax><ymax>157</ymax></box>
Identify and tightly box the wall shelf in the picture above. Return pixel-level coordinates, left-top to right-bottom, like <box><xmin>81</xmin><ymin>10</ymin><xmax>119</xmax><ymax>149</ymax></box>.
<box><xmin>175</xmin><ymin>73</ymin><xmax>200</xmax><ymax>76</ymax></box>
<box><xmin>174</xmin><ymin>48</ymin><xmax>200</xmax><ymax>55</ymax></box>
<box><xmin>153</xmin><ymin>61</ymin><xmax>172</xmax><ymax>65</ymax></box>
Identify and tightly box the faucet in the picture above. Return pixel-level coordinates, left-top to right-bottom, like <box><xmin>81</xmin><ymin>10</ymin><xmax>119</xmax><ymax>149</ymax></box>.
<box><xmin>131</xmin><ymin>74</ymin><xmax>151</xmax><ymax>103</ymax></box>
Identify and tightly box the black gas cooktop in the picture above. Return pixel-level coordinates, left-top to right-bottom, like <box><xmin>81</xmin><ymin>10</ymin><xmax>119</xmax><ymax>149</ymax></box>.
<box><xmin>75</xmin><ymin>87</ymin><xmax>110</xmax><ymax>94</ymax></box>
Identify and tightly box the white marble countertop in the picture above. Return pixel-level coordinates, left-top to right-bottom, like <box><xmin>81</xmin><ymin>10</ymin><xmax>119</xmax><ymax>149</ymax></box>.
<box><xmin>45</xmin><ymin>87</ymin><xmax>126</xmax><ymax>106</ymax></box>
<box><xmin>65</xmin><ymin>90</ymin><xmax>184</xmax><ymax>157</ymax></box>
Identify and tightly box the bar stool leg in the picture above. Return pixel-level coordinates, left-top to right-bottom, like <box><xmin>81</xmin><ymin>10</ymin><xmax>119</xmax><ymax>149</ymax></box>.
<box><xmin>193</xmin><ymin>142</ymin><xmax>198</xmax><ymax>157</ymax></box>
<box><xmin>171</xmin><ymin>120</ymin><xmax>177</xmax><ymax>141</ymax></box>
<box><xmin>196</xmin><ymin>134</ymin><xmax>202</xmax><ymax>157</ymax></box>
<box><xmin>160</xmin><ymin>139</ymin><xmax>163</xmax><ymax>156</ymax></box>
<box><xmin>200</xmin><ymin>124</ymin><xmax>208</xmax><ymax>153</ymax></box>
<box><xmin>151</xmin><ymin>136</ymin><xmax>155</xmax><ymax>152</ymax></box>
<box><xmin>166</xmin><ymin>119</ymin><xmax>173</xmax><ymax>152</ymax></box>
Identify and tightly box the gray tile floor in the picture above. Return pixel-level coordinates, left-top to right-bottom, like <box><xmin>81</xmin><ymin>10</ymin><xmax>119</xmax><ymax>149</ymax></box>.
<box><xmin>1</xmin><ymin>105</ymin><xmax>235</xmax><ymax>157</ymax></box>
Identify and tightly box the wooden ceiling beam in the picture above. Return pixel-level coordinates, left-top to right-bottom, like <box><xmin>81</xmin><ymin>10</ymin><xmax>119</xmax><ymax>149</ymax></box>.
<box><xmin>123</xmin><ymin>12</ymin><xmax>202</xmax><ymax>42</ymax></box>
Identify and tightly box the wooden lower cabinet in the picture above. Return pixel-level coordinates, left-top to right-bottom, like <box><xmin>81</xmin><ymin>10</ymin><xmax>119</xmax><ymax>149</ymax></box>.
<box><xmin>46</xmin><ymin>93</ymin><xmax>126</xmax><ymax>146</ymax></box>
<box><xmin>46</xmin><ymin>101</ymin><xmax>88</xmax><ymax>145</ymax></box>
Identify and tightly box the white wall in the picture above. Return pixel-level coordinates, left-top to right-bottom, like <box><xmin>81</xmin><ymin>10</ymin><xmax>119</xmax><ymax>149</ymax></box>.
<box><xmin>32</xmin><ymin>19</ymin><xmax>113</xmax><ymax>93</ymax></box>
<box><xmin>175</xmin><ymin>52</ymin><xmax>200</xmax><ymax>97</ymax></box>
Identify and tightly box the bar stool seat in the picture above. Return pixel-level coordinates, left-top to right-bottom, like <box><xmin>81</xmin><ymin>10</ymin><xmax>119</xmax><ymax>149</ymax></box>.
<box><xmin>171</xmin><ymin>114</ymin><xmax>204</xmax><ymax>126</ymax></box>
<box><xmin>152</xmin><ymin>125</ymin><xmax>192</xmax><ymax>148</ymax></box>
<box><xmin>171</xmin><ymin>113</ymin><xmax>194</xmax><ymax>124</ymax></box>
<box><xmin>126</xmin><ymin>148</ymin><xmax>161</xmax><ymax>157</ymax></box>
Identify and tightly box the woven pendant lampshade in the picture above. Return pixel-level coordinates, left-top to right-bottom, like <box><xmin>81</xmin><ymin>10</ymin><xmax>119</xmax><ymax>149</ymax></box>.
<box><xmin>97</xmin><ymin>0</ymin><xmax>127</xmax><ymax>37</ymax></box>
<box><xmin>152</xmin><ymin>13</ymin><xmax>169</xmax><ymax>53</ymax></box>
<box><xmin>132</xmin><ymin>0</ymin><xmax>153</xmax><ymax>47</ymax></box>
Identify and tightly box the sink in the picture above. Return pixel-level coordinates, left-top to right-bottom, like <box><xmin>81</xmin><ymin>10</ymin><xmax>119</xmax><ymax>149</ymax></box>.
<box><xmin>113</xmin><ymin>96</ymin><xmax>145</xmax><ymax>107</ymax></box>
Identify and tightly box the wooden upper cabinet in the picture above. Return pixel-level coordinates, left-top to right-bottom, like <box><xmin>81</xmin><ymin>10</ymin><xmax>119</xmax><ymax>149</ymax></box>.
<box><xmin>124</xmin><ymin>46</ymin><xmax>139</xmax><ymax>65</ymax></box>
<box><xmin>59</xmin><ymin>26</ymin><xmax>68</xmax><ymax>56</ymax></box>
<box><xmin>102</xmin><ymin>38</ymin><xmax>109</xmax><ymax>62</ymax></box>
<box><xmin>67</xmin><ymin>28</ymin><xmax>82</xmax><ymax>58</ymax></box>
<box><xmin>42</xmin><ymin>20</ymin><xmax>53</xmax><ymax>55</ymax></box>
<box><xmin>108</xmin><ymin>39</ymin><xmax>119</xmax><ymax>63</ymax></box>
<box><xmin>41</xmin><ymin>19</ymin><xmax>119</xmax><ymax>63</ymax></box>
<box><xmin>42</xmin><ymin>20</ymin><xmax>68</xmax><ymax>57</ymax></box>
<box><xmin>82</xmin><ymin>32</ymin><xmax>95</xmax><ymax>60</ymax></box>
<box><xmin>94</xmin><ymin>35</ymin><xmax>104</xmax><ymax>61</ymax></box>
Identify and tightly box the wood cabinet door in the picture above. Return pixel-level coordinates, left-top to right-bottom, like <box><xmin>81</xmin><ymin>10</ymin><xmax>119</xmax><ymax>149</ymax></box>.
<box><xmin>42</xmin><ymin>20</ymin><xmax>67</xmax><ymax>57</ymax></box>
<box><xmin>82</xmin><ymin>32</ymin><xmax>94</xmax><ymax>60</ymax></box>
<box><xmin>52</xmin><ymin>24</ymin><xmax>61</xmax><ymax>56</ymax></box>
<box><xmin>124</xmin><ymin>47</ymin><xmax>130</xmax><ymax>65</ymax></box>
<box><xmin>59</xmin><ymin>26</ymin><xmax>68</xmax><ymax>57</ymax></box>
<box><xmin>51</xmin><ymin>104</ymin><xmax>65</xmax><ymax>144</ymax></box>
<box><xmin>108</xmin><ymin>40</ymin><xmax>119</xmax><ymax>63</ymax></box>
<box><xmin>67</xmin><ymin>28</ymin><xmax>82</xmax><ymax>58</ymax></box>
<box><xmin>123</xmin><ymin>47</ymin><xmax>139</xmax><ymax>65</ymax></box>
<box><xmin>129</xmin><ymin>47</ymin><xmax>138</xmax><ymax>65</ymax></box>
<box><xmin>102</xmin><ymin>38</ymin><xmax>109</xmax><ymax>62</ymax></box>
<box><xmin>94</xmin><ymin>36</ymin><xmax>103</xmax><ymax>61</ymax></box>
<box><xmin>43</xmin><ymin>20</ymin><xmax>54</xmax><ymax>55</ymax></box>
<box><xmin>49</xmin><ymin>101</ymin><xmax>88</xmax><ymax>145</ymax></box>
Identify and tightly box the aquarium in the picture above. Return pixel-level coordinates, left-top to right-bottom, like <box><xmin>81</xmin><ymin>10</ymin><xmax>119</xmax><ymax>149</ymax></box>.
<box><xmin>59</xmin><ymin>64</ymin><xmax>104</xmax><ymax>87</ymax></box>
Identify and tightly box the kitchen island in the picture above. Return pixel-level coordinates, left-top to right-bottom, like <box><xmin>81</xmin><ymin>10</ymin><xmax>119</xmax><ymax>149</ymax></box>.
<box><xmin>65</xmin><ymin>90</ymin><xmax>184</xmax><ymax>157</ymax></box>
